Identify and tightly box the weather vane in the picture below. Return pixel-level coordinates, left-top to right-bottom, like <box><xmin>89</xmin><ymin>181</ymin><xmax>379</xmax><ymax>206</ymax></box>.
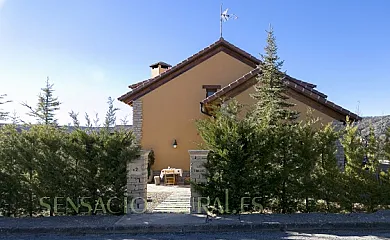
<box><xmin>220</xmin><ymin>4</ymin><xmax>238</xmax><ymax>38</ymax></box>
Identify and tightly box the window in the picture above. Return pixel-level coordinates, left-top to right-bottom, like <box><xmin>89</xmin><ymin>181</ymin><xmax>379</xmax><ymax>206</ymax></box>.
<box><xmin>206</xmin><ymin>88</ymin><xmax>217</xmax><ymax>97</ymax></box>
<box><xmin>203</xmin><ymin>85</ymin><xmax>221</xmax><ymax>98</ymax></box>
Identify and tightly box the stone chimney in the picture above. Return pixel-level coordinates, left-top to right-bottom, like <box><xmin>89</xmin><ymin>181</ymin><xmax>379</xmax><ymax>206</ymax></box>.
<box><xmin>150</xmin><ymin>62</ymin><xmax>171</xmax><ymax>78</ymax></box>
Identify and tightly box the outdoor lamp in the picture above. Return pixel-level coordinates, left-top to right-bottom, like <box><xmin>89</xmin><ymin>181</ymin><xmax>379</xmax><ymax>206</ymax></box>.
<box><xmin>172</xmin><ymin>139</ymin><xmax>177</xmax><ymax>149</ymax></box>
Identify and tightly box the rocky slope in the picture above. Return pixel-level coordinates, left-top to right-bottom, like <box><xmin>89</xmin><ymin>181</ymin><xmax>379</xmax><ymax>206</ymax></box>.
<box><xmin>357</xmin><ymin>115</ymin><xmax>390</xmax><ymax>137</ymax></box>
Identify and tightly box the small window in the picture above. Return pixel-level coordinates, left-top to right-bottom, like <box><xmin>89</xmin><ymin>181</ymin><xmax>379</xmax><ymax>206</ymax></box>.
<box><xmin>206</xmin><ymin>89</ymin><xmax>217</xmax><ymax>97</ymax></box>
<box><xmin>203</xmin><ymin>85</ymin><xmax>221</xmax><ymax>98</ymax></box>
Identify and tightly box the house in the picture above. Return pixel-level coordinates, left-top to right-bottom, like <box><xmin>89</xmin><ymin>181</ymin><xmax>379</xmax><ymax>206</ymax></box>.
<box><xmin>118</xmin><ymin>38</ymin><xmax>360</xmax><ymax>179</ymax></box>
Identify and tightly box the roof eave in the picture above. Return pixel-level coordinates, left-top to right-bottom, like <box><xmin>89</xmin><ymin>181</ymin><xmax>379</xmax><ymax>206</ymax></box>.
<box><xmin>202</xmin><ymin>72</ymin><xmax>361</xmax><ymax>122</ymax></box>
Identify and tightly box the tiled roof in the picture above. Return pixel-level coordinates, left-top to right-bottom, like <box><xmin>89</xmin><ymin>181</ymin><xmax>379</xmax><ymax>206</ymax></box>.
<box><xmin>201</xmin><ymin>68</ymin><xmax>361</xmax><ymax>121</ymax></box>
<box><xmin>202</xmin><ymin>68</ymin><xmax>261</xmax><ymax>104</ymax></box>
<box><xmin>129</xmin><ymin>79</ymin><xmax>148</xmax><ymax>89</ymax></box>
<box><xmin>119</xmin><ymin>38</ymin><xmax>317</xmax><ymax>104</ymax></box>
<box><xmin>118</xmin><ymin>37</ymin><xmax>359</xmax><ymax>121</ymax></box>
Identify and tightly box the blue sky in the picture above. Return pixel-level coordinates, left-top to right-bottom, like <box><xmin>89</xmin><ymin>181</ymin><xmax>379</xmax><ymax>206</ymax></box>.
<box><xmin>0</xmin><ymin>0</ymin><xmax>389</xmax><ymax>125</ymax></box>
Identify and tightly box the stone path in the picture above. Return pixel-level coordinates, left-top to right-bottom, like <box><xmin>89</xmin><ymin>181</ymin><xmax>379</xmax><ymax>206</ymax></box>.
<box><xmin>151</xmin><ymin>185</ymin><xmax>191</xmax><ymax>213</ymax></box>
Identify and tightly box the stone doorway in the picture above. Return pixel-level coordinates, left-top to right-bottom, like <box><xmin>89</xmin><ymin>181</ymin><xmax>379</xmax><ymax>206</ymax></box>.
<box><xmin>127</xmin><ymin>150</ymin><xmax>191</xmax><ymax>214</ymax></box>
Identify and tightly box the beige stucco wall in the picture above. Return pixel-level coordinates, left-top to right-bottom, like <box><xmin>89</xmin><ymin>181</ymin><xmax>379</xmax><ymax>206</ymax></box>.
<box><xmin>141</xmin><ymin>52</ymin><xmax>253</xmax><ymax>171</ymax></box>
<box><xmin>234</xmin><ymin>86</ymin><xmax>335</xmax><ymax>126</ymax></box>
<box><xmin>140</xmin><ymin>52</ymin><xmax>336</xmax><ymax>172</ymax></box>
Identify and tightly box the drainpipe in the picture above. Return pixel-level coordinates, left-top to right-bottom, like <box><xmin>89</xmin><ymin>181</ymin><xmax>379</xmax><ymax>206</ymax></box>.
<box><xmin>200</xmin><ymin>102</ymin><xmax>212</xmax><ymax>117</ymax></box>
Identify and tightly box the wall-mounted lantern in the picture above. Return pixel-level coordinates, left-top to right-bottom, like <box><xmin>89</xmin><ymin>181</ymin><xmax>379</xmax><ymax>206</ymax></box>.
<box><xmin>172</xmin><ymin>139</ymin><xmax>178</xmax><ymax>149</ymax></box>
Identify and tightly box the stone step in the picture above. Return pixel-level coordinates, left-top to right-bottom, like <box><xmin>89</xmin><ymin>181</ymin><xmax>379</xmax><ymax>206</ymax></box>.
<box><xmin>152</xmin><ymin>187</ymin><xmax>191</xmax><ymax>214</ymax></box>
<box><xmin>164</xmin><ymin>200</ymin><xmax>190</xmax><ymax>202</ymax></box>
<box><xmin>164</xmin><ymin>198</ymin><xmax>191</xmax><ymax>200</ymax></box>
<box><xmin>155</xmin><ymin>202</ymin><xmax>190</xmax><ymax>205</ymax></box>
<box><xmin>153</xmin><ymin>207</ymin><xmax>191</xmax><ymax>210</ymax></box>
<box><xmin>155</xmin><ymin>206</ymin><xmax>191</xmax><ymax>208</ymax></box>
<box><xmin>159</xmin><ymin>202</ymin><xmax>190</xmax><ymax>205</ymax></box>
<box><xmin>165</xmin><ymin>195</ymin><xmax>191</xmax><ymax>197</ymax></box>
<box><xmin>155</xmin><ymin>205</ymin><xmax>191</xmax><ymax>209</ymax></box>
<box><xmin>153</xmin><ymin>207</ymin><xmax>191</xmax><ymax>209</ymax></box>
<box><xmin>163</xmin><ymin>197</ymin><xmax>190</xmax><ymax>199</ymax></box>
<box><xmin>163</xmin><ymin>199</ymin><xmax>191</xmax><ymax>201</ymax></box>
<box><xmin>153</xmin><ymin>210</ymin><xmax>189</xmax><ymax>213</ymax></box>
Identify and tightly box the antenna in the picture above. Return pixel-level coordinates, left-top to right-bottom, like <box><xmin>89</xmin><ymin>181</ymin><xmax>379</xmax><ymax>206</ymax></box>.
<box><xmin>356</xmin><ymin>100</ymin><xmax>361</xmax><ymax>116</ymax></box>
<box><xmin>220</xmin><ymin>3</ymin><xmax>223</xmax><ymax>38</ymax></box>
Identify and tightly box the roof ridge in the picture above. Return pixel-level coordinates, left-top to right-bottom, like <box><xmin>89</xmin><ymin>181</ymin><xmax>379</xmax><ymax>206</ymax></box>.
<box><xmin>119</xmin><ymin>38</ymin><xmax>319</xmax><ymax>103</ymax></box>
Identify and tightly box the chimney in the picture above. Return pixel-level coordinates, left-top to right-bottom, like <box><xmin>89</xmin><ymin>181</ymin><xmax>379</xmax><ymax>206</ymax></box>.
<box><xmin>150</xmin><ymin>61</ymin><xmax>172</xmax><ymax>78</ymax></box>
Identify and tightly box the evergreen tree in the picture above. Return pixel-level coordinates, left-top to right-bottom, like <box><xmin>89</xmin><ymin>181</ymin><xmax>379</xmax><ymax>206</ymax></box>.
<box><xmin>0</xmin><ymin>125</ymin><xmax>25</xmax><ymax>216</ymax></box>
<box><xmin>0</xmin><ymin>94</ymin><xmax>11</xmax><ymax>121</ymax></box>
<box><xmin>383</xmin><ymin>127</ymin><xmax>390</xmax><ymax>162</ymax></box>
<box><xmin>341</xmin><ymin>119</ymin><xmax>383</xmax><ymax>212</ymax></box>
<box><xmin>9</xmin><ymin>110</ymin><xmax>21</xmax><ymax>125</ymax></box>
<box><xmin>85</xmin><ymin>113</ymin><xmax>92</xmax><ymax>128</ymax></box>
<box><xmin>380</xmin><ymin>127</ymin><xmax>390</xmax><ymax>206</ymax></box>
<box><xmin>69</xmin><ymin>110</ymin><xmax>80</xmax><ymax>128</ymax></box>
<box><xmin>93</xmin><ymin>113</ymin><xmax>100</xmax><ymax>127</ymax></box>
<box><xmin>195</xmin><ymin>100</ymin><xmax>264</xmax><ymax>213</ymax></box>
<box><xmin>22</xmin><ymin>77</ymin><xmax>61</xmax><ymax>125</ymax></box>
<box><xmin>313</xmin><ymin>123</ymin><xmax>343</xmax><ymax>212</ymax></box>
<box><xmin>250</xmin><ymin>25</ymin><xmax>298</xmax><ymax>125</ymax></box>
<box><xmin>104</xmin><ymin>97</ymin><xmax>119</xmax><ymax>128</ymax></box>
<box><xmin>120</xmin><ymin>115</ymin><xmax>130</xmax><ymax>125</ymax></box>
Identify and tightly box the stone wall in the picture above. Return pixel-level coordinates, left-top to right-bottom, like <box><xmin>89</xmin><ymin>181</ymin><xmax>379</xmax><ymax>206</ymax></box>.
<box><xmin>132</xmin><ymin>99</ymin><xmax>143</xmax><ymax>142</ymax></box>
<box><xmin>127</xmin><ymin>150</ymin><xmax>149</xmax><ymax>214</ymax></box>
<box><xmin>188</xmin><ymin>150</ymin><xmax>209</xmax><ymax>214</ymax></box>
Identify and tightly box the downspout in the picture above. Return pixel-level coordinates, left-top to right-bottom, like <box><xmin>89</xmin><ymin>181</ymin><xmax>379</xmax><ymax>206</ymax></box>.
<box><xmin>200</xmin><ymin>102</ymin><xmax>212</xmax><ymax>117</ymax></box>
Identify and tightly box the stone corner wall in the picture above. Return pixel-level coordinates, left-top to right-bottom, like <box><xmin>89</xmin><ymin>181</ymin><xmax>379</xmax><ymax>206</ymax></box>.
<box><xmin>189</xmin><ymin>150</ymin><xmax>209</xmax><ymax>214</ymax></box>
<box><xmin>132</xmin><ymin>99</ymin><xmax>143</xmax><ymax>143</ymax></box>
<box><xmin>126</xmin><ymin>150</ymin><xmax>149</xmax><ymax>214</ymax></box>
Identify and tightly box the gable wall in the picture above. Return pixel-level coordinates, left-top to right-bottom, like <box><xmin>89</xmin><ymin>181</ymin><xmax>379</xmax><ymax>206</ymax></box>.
<box><xmin>234</xmin><ymin>86</ymin><xmax>336</xmax><ymax>125</ymax></box>
<box><xmin>141</xmin><ymin>52</ymin><xmax>253</xmax><ymax>171</ymax></box>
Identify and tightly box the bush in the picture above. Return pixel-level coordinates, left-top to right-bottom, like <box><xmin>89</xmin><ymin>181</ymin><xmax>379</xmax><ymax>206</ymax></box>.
<box><xmin>0</xmin><ymin>124</ymin><xmax>139</xmax><ymax>217</ymax></box>
<box><xmin>194</xmin><ymin>102</ymin><xmax>348</xmax><ymax>214</ymax></box>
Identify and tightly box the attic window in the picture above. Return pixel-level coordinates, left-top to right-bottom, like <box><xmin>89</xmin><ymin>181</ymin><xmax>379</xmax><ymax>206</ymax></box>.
<box><xmin>203</xmin><ymin>85</ymin><xmax>221</xmax><ymax>98</ymax></box>
<box><xmin>206</xmin><ymin>89</ymin><xmax>217</xmax><ymax>97</ymax></box>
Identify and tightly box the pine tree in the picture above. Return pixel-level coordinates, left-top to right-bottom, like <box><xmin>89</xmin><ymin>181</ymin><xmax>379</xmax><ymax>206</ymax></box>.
<box><xmin>93</xmin><ymin>113</ymin><xmax>100</xmax><ymax>127</ymax></box>
<box><xmin>314</xmin><ymin>123</ymin><xmax>343</xmax><ymax>212</ymax></box>
<box><xmin>0</xmin><ymin>94</ymin><xmax>11</xmax><ymax>121</ymax></box>
<box><xmin>69</xmin><ymin>110</ymin><xmax>80</xmax><ymax>128</ymax></box>
<box><xmin>85</xmin><ymin>113</ymin><xmax>92</xmax><ymax>128</ymax></box>
<box><xmin>104</xmin><ymin>97</ymin><xmax>119</xmax><ymax>128</ymax></box>
<box><xmin>9</xmin><ymin>110</ymin><xmax>21</xmax><ymax>125</ymax></box>
<box><xmin>195</xmin><ymin>100</ymin><xmax>266</xmax><ymax>213</ymax></box>
<box><xmin>251</xmin><ymin>25</ymin><xmax>298</xmax><ymax>125</ymax></box>
<box><xmin>22</xmin><ymin>77</ymin><xmax>61</xmax><ymax>125</ymax></box>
